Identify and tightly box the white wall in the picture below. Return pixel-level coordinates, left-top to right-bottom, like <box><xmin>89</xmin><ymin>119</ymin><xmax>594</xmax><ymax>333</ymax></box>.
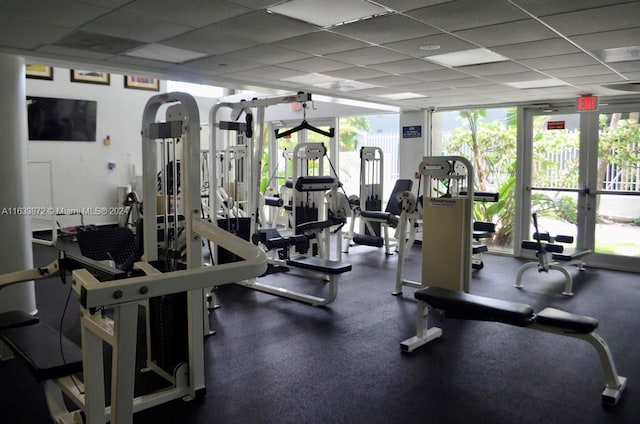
<box><xmin>26</xmin><ymin>68</ymin><xmax>166</xmax><ymax>226</ymax></box>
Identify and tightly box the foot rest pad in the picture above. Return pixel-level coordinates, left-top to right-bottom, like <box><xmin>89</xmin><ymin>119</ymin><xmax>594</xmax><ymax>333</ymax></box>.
<box><xmin>535</xmin><ymin>307</ymin><xmax>598</xmax><ymax>333</ymax></box>
<box><xmin>287</xmin><ymin>256</ymin><xmax>352</xmax><ymax>275</ymax></box>
<box><xmin>551</xmin><ymin>248</ymin><xmax>591</xmax><ymax>262</ymax></box>
<box><xmin>1</xmin><ymin>322</ymin><xmax>83</xmax><ymax>381</ymax></box>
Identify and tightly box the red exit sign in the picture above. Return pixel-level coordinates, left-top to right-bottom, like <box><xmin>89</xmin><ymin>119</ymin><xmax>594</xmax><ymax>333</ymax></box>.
<box><xmin>577</xmin><ymin>95</ymin><xmax>598</xmax><ymax>112</ymax></box>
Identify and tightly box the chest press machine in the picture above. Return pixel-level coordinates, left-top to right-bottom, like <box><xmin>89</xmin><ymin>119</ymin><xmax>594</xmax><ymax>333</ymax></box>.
<box><xmin>0</xmin><ymin>92</ymin><xmax>268</xmax><ymax>424</ymax></box>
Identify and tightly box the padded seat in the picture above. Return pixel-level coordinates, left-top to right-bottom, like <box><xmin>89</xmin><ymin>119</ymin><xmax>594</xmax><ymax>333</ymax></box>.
<box><xmin>536</xmin><ymin>307</ymin><xmax>598</xmax><ymax>333</ymax></box>
<box><xmin>1</xmin><ymin>322</ymin><xmax>83</xmax><ymax>382</ymax></box>
<box><xmin>0</xmin><ymin>310</ymin><xmax>39</xmax><ymax>330</ymax></box>
<box><xmin>551</xmin><ymin>248</ymin><xmax>591</xmax><ymax>262</ymax></box>
<box><xmin>287</xmin><ymin>256</ymin><xmax>352</xmax><ymax>275</ymax></box>
<box><xmin>359</xmin><ymin>210</ymin><xmax>391</xmax><ymax>221</ymax></box>
<box><xmin>415</xmin><ymin>286</ymin><xmax>534</xmax><ymax>327</ymax></box>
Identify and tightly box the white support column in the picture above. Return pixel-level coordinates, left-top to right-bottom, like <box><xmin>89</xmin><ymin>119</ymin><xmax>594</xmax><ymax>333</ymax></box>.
<box><xmin>0</xmin><ymin>53</ymin><xmax>37</xmax><ymax>315</ymax></box>
<box><xmin>398</xmin><ymin>110</ymin><xmax>430</xmax><ymax>182</ymax></box>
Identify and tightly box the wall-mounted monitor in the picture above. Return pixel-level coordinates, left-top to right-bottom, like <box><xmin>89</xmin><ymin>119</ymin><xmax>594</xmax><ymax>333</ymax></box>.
<box><xmin>27</xmin><ymin>96</ymin><xmax>97</xmax><ymax>141</ymax></box>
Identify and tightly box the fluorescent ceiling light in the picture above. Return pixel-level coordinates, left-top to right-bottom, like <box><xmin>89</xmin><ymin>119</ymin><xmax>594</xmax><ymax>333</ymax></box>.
<box><xmin>314</xmin><ymin>79</ymin><xmax>379</xmax><ymax>91</ymax></box>
<box><xmin>377</xmin><ymin>92</ymin><xmax>427</xmax><ymax>100</ymax></box>
<box><xmin>126</xmin><ymin>44</ymin><xmax>207</xmax><ymax>63</ymax></box>
<box><xmin>267</xmin><ymin>0</ymin><xmax>389</xmax><ymax>28</ymax></box>
<box><xmin>593</xmin><ymin>46</ymin><xmax>640</xmax><ymax>63</ymax></box>
<box><xmin>505</xmin><ymin>79</ymin><xmax>569</xmax><ymax>89</ymax></box>
<box><xmin>426</xmin><ymin>48</ymin><xmax>508</xmax><ymax>67</ymax></box>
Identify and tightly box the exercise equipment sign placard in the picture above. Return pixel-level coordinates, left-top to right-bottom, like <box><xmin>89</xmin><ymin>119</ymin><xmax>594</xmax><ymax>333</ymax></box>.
<box><xmin>402</xmin><ymin>125</ymin><xmax>422</xmax><ymax>138</ymax></box>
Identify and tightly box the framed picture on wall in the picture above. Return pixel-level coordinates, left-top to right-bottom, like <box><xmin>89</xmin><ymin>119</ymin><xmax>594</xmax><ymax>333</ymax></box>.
<box><xmin>124</xmin><ymin>75</ymin><xmax>160</xmax><ymax>91</ymax></box>
<box><xmin>26</xmin><ymin>65</ymin><xmax>53</xmax><ymax>80</ymax></box>
<box><xmin>71</xmin><ymin>69</ymin><xmax>110</xmax><ymax>85</ymax></box>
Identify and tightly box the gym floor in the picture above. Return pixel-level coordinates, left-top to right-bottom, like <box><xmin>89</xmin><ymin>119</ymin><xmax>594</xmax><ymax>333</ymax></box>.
<box><xmin>1</xmin><ymin>238</ymin><xmax>638</xmax><ymax>424</ymax></box>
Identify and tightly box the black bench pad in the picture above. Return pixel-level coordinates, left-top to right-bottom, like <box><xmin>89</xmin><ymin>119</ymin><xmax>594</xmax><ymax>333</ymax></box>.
<box><xmin>415</xmin><ymin>286</ymin><xmax>534</xmax><ymax>327</ymax></box>
<box><xmin>287</xmin><ymin>256</ymin><xmax>352</xmax><ymax>275</ymax></box>
<box><xmin>1</xmin><ymin>322</ymin><xmax>83</xmax><ymax>382</ymax></box>
<box><xmin>536</xmin><ymin>307</ymin><xmax>598</xmax><ymax>333</ymax></box>
<box><xmin>0</xmin><ymin>311</ymin><xmax>39</xmax><ymax>330</ymax></box>
<box><xmin>551</xmin><ymin>248</ymin><xmax>591</xmax><ymax>262</ymax></box>
<box><xmin>360</xmin><ymin>210</ymin><xmax>392</xmax><ymax>221</ymax></box>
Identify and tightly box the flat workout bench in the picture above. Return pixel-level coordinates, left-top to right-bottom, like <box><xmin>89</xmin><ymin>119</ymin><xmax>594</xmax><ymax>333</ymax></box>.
<box><xmin>1</xmin><ymin>322</ymin><xmax>83</xmax><ymax>381</ymax></box>
<box><xmin>401</xmin><ymin>286</ymin><xmax>627</xmax><ymax>405</ymax></box>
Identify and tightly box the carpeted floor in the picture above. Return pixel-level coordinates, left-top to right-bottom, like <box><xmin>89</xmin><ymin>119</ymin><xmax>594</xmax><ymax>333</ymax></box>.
<box><xmin>1</xmin><ymin>239</ymin><xmax>638</xmax><ymax>423</ymax></box>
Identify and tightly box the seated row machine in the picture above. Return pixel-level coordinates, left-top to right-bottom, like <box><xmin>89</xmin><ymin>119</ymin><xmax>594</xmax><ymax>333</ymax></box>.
<box><xmin>400</xmin><ymin>285</ymin><xmax>627</xmax><ymax>405</ymax></box>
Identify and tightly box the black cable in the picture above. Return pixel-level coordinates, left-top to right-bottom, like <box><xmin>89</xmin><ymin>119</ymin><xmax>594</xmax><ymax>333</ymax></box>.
<box><xmin>58</xmin><ymin>270</ymin><xmax>84</xmax><ymax>394</ymax></box>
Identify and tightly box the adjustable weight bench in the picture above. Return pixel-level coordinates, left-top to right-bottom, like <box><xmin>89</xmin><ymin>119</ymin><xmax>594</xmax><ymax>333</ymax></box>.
<box><xmin>400</xmin><ymin>286</ymin><xmax>627</xmax><ymax>405</ymax></box>
<box><xmin>516</xmin><ymin>238</ymin><xmax>591</xmax><ymax>296</ymax></box>
<box><xmin>0</xmin><ymin>320</ymin><xmax>84</xmax><ymax>423</ymax></box>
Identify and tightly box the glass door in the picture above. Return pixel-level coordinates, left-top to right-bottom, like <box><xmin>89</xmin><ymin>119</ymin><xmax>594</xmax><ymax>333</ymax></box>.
<box><xmin>589</xmin><ymin>105</ymin><xmax>640</xmax><ymax>270</ymax></box>
<box><xmin>522</xmin><ymin>104</ymin><xmax>640</xmax><ymax>272</ymax></box>
<box><xmin>522</xmin><ymin>108</ymin><xmax>584</xmax><ymax>246</ymax></box>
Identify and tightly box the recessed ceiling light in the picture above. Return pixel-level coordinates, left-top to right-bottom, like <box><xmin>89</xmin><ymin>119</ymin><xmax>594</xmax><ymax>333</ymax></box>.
<box><xmin>125</xmin><ymin>43</ymin><xmax>207</xmax><ymax>63</ymax></box>
<box><xmin>425</xmin><ymin>48</ymin><xmax>508</xmax><ymax>67</ymax></box>
<box><xmin>267</xmin><ymin>0</ymin><xmax>389</xmax><ymax>28</ymax></box>
<box><xmin>505</xmin><ymin>79</ymin><xmax>569</xmax><ymax>89</ymax></box>
<box><xmin>377</xmin><ymin>92</ymin><xmax>427</xmax><ymax>100</ymax></box>
<box><xmin>419</xmin><ymin>45</ymin><xmax>441</xmax><ymax>51</ymax></box>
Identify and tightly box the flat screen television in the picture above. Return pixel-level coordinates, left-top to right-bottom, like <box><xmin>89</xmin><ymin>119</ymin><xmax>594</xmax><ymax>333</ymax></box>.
<box><xmin>27</xmin><ymin>96</ymin><xmax>97</xmax><ymax>141</ymax></box>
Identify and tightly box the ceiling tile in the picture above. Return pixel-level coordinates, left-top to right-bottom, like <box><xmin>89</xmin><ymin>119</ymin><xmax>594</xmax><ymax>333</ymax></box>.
<box><xmin>325</xmin><ymin>47</ymin><xmax>410</xmax><ymax>66</ymax></box>
<box><xmin>563</xmin><ymin>73</ymin><xmax>626</xmax><ymax>84</ymax></box>
<box><xmin>220</xmin><ymin>66</ymin><xmax>307</xmax><ymax>82</ymax></box>
<box><xmin>540</xmin><ymin>3</ymin><xmax>640</xmax><ymax>36</ymax></box>
<box><xmin>608</xmin><ymin>60</ymin><xmax>640</xmax><ymax>73</ymax></box>
<box><xmin>330</xmin><ymin>14</ymin><xmax>440</xmax><ymax>45</ymax></box>
<box><xmin>456</xmin><ymin>61</ymin><xmax>531</xmax><ymax>76</ymax></box>
<box><xmin>372</xmin><ymin>0</ymin><xmax>453</xmax><ymax>13</ymax></box>
<box><xmin>323</xmin><ymin>67</ymin><xmax>392</xmax><ymax>80</ymax></box>
<box><xmin>0</xmin><ymin>16</ymin><xmax>70</xmax><ymax>50</ymax></box>
<box><xmin>408</xmin><ymin>0</ymin><xmax>529</xmax><ymax>31</ymax></box>
<box><xmin>454</xmin><ymin>19</ymin><xmax>557</xmax><ymax>47</ymax></box>
<box><xmin>280</xmin><ymin>57</ymin><xmax>352</xmax><ymax>73</ymax></box>
<box><xmin>81</xmin><ymin>11</ymin><xmax>193</xmax><ymax>43</ymax></box>
<box><xmin>570</xmin><ymin>27</ymin><xmax>640</xmax><ymax>51</ymax></box>
<box><xmin>274</xmin><ymin>32</ymin><xmax>369</xmax><ymax>55</ymax></box>
<box><xmin>163</xmin><ymin>27</ymin><xmax>260</xmax><ymax>55</ymax></box>
<box><xmin>122</xmin><ymin>0</ymin><xmax>251</xmax><ymax>28</ymax></box>
<box><xmin>369</xmin><ymin>58</ymin><xmax>443</xmax><ymax>74</ymax></box>
<box><xmin>179</xmin><ymin>55</ymin><xmax>262</xmax><ymax>74</ymax></box>
<box><xmin>406</xmin><ymin>68</ymin><xmax>472</xmax><ymax>82</ymax></box>
<box><xmin>225</xmin><ymin>0</ymin><xmax>299</xmax><ymax>9</ymax></box>
<box><xmin>208</xmin><ymin>11</ymin><xmax>318</xmax><ymax>43</ymax></box>
<box><xmin>222</xmin><ymin>45</ymin><xmax>312</xmax><ymax>65</ymax></box>
<box><xmin>35</xmin><ymin>44</ymin><xmax>115</xmax><ymax>61</ymax></box>
<box><xmin>442</xmin><ymin>77</ymin><xmax>495</xmax><ymax>88</ymax></box>
<box><xmin>487</xmin><ymin>70</ymin><xmax>555</xmax><ymax>83</ymax></box>
<box><xmin>544</xmin><ymin>64</ymin><xmax>618</xmax><ymax>78</ymax></box>
<box><xmin>106</xmin><ymin>54</ymin><xmax>175</xmax><ymax>69</ymax></box>
<box><xmin>510</xmin><ymin>0</ymin><xmax>630</xmax><ymax>16</ymax></box>
<box><xmin>4</xmin><ymin>0</ymin><xmax>108</xmax><ymax>27</ymax></box>
<box><xmin>519</xmin><ymin>53</ymin><xmax>601</xmax><ymax>71</ymax></box>
<box><xmin>492</xmin><ymin>38</ymin><xmax>581</xmax><ymax>60</ymax></box>
<box><xmin>360</xmin><ymin>74</ymin><xmax>423</xmax><ymax>87</ymax></box>
<box><xmin>384</xmin><ymin>33</ymin><xmax>476</xmax><ymax>57</ymax></box>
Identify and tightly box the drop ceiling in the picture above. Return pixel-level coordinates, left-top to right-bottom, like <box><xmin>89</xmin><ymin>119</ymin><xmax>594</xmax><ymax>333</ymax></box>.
<box><xmin>2</xmin><ymin>0</ymin><xmax>640</xmax><ymax>110</ymax></box>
